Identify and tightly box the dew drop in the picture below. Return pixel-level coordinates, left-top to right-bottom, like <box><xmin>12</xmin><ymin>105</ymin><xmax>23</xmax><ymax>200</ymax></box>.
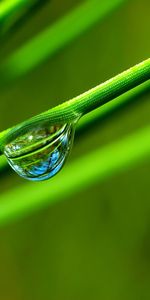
<box><xmin>4</xmin><ymin>122</ymin><xmax>75</xmax><ymax>181</ymax></box>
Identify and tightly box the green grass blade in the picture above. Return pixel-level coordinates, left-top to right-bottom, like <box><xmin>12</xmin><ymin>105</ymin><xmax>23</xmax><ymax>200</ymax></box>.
<box><xmin>78</xmin><ymin>80</ymin><xmax>150</xmax><ymax>130</ymax></box>
<box><xmin>0</xmin><ymin>0</ymin><xmax>38</xmax><ymax>34</ymax></box>
<box><xmin>0</xmin><ymin>0</ymin><xmax>27</xmax><ymax>21</ymax></box>
<box><xmin>0</xmin><ymin>80</ymin><xmax>149</xmax><ymax>172</ymax></box>
<box><xmin>0</xmin><ymin>58</ymin><xmax>149</xmax><ymax>153</ymax></box>
<box><xmin>0</xmin><ymin>0</ymin><xmax>127</xmax><ymax>82</ymax></box>
<box><xmin>0</xmin><ymin>125</ymin><xmax>149</xmax><ymax>226</ymax></box>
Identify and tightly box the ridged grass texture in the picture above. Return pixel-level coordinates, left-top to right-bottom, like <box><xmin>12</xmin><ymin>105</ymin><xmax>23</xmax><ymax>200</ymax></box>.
<box><xmin>0</xmin><ymin>0</ymin><xmax>127</xmax><ymax>83</ymax></box>
<box><xmin>0</xmin><ymin>80</ymin><xmax>149</xmax><ymax>172</ymax></box>
<box><xmin>0</xmin><ymin>124</ymin><xmax>149</xmax><ymax>226</ymax></box>
<box><xmin>0</xmin><ymin>58</ymin><xmax>149</xmax><ymax>153</ymax></box>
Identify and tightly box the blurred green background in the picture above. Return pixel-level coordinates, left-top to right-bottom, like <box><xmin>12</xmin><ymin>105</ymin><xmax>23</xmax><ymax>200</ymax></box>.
<box><xmin>0</xmin><ymin>0</ymin><xmax>150</xmax><ymax>299</ymax></box>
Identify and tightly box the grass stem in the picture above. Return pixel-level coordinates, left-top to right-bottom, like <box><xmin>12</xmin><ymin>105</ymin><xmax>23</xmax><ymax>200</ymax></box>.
<box><xmin>0</xmin><ymin>58</ymin><xmax>149</xmax><ymax>152</ymax></box>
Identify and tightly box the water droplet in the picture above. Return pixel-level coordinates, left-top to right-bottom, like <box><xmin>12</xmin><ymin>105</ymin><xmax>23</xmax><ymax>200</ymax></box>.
<box><xmin>4</xmin><ymin>122</ymin><xmax>75</xmax><ymax>181</ymax></box>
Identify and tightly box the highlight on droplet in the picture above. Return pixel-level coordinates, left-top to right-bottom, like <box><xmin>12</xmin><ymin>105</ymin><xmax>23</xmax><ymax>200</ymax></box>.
<box><xmin>3</xmin><ymin>122</ymin><xmax>75</xmax><ymax>181</ymax></box>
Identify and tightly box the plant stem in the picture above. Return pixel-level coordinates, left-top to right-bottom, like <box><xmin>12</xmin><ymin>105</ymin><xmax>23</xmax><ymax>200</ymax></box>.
<box><xmin>78</xmin><ymin>80</ymin><xmax>150</xmax><ymax>130</ymax></box>
<box><xmin>65</xmin><ymin>58</ymin><xmax>150</xmax><ymax>116</ymax></box>
<box><xmin>0</xmin><ymin>58</ymin><xmax>149</xmax><ymax>152</ymax></box>
<box><xmin>0</xmin><ymin>80</ymin><xmax>149</xmax><ymax>171</ymax></box>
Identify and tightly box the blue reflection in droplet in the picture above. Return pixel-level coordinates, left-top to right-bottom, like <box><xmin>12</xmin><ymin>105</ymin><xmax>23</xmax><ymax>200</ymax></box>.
<box><xmin>4</xmin><ymin>123</ymin><xmax>74</xmax><ymax>181</ymax></box>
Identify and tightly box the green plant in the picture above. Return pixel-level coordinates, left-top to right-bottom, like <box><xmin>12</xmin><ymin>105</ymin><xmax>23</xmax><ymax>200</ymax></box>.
<box><xmin>0</xmin><ymin>0</ymin><xmax>40</xmax><ymax>36</ymax></box>
<box><xmin>0</xmin><ymin>58</ymin><xmax>149</xmax><ymax>183</ymax></box>
<box><xmin>0</xmin><ymin>58</ymin><xmax>150</xmax><ymax>149</ymax></box>
<box><xmin>0</xmin><ymin>0</ymin><xmax>150</xmax><ymax>224</ymax></box>
<box><xmin>0</xmin><ymin>0</ymin><xmax>28</xmax><ymax>21</ymax></box>
<box><xmin>0</xmin><ymin>80</ymin><xmax>149</xmax><ymax>174</ymax></box>
<box><xmin>1</xmin><ymin>2</ymin><xmax>150</xmax><ymax>300</ymax></box>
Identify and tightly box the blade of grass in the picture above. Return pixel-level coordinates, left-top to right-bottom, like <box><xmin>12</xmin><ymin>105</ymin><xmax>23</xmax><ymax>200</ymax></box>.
<box><xmin>78</xmin><ymin>80</ymin><xmax>150</xmax><ymax>130</ymax></box>
<box><xmin>0</xmin><ymin>0</ymin><xmax>28</xmax><ymax>21</ymax></box>
<box><xmin>0</xmin><ymin>124</ymin><xmax>149</xmax><ymax>226</ymax></box>
<box><xmin>0</xmin><ymin>80</ymin><xmax>149</xmax><ymax>172</ymax></box>
<box><xmin>0</xmin><ymin>58</ymin><xmax>149</xmax><ymax>153</ymax></box>
<box><xmin>0</xmin><ymin>0</ymin><xmax>127</xmax><ymax>83</ymax></box>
